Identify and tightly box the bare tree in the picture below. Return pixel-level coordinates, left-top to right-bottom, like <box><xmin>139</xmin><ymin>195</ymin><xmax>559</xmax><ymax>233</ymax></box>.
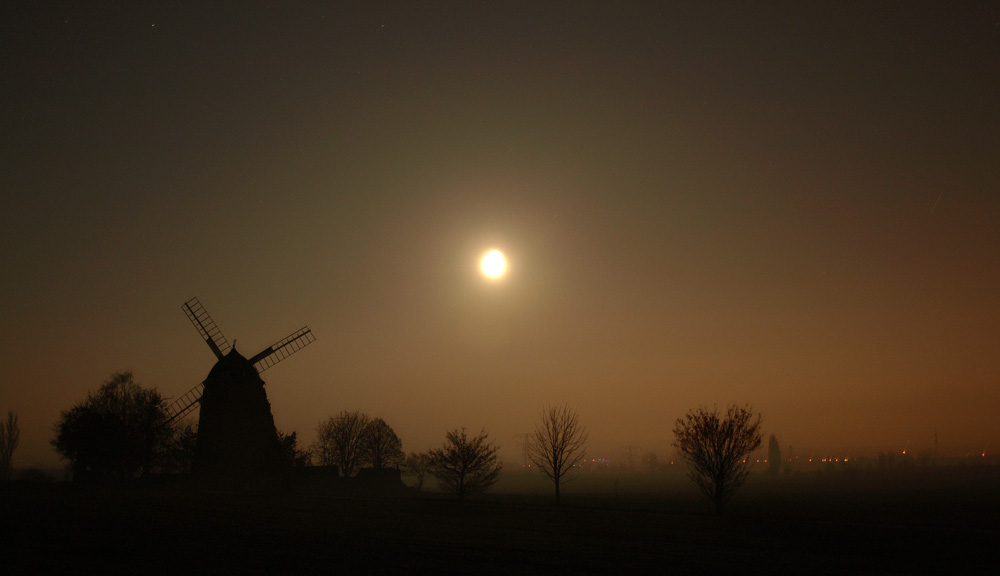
<box><xmin>673</xmin><ymin>404</ymin><xmax>762</xmax><ymax>514</ymax></box>
<box><xmin>527</xmin><ymin>404</ymin><xmax>588</xmax><ymax>504</ymax></box>
<box><xmin>314</xmin><ymin>411</ymin><xmax>370</xmax><ymax>476</ymax></box>
<box><xmin>403</xmin><ymin>452</ymin><xmax>432</xmax><ymax>491</ymax></box>
<box><xmin>361</xmin><ymin>418</ymin><xmax>404</xmax><ymax>470</ymax></box>
<box><xmin>429</xmin><ymin>428</ymin><xmax>502</xmax><ymax>499</ymax></box>
<box><xmin>1</xmin><ymin>410</ymin><xmax>20</xmax><ymax>480</ymax></box>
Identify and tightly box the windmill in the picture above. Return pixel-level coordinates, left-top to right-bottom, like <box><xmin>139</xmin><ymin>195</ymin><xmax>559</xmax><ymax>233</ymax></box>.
<box><xmin>167</xmin><ymin>297</ymin><xmax>315</xmax><ymax>477</ymax></box>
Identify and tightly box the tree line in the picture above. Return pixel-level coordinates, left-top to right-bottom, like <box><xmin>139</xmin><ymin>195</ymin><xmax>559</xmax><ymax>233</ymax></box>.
<box><xmin>41</xmin><ymin>371</ymin><xmax>764</xmax><ymax>511</ymax></box>
<box><xmin>1</xmin><ymin>410</ymin><xmax>19</xmax><ymax>480</ymax></box>
<box><xmin>310</xmin><ymin>411</ymin><xmax>504</xmax><ymax>499</ymax></box>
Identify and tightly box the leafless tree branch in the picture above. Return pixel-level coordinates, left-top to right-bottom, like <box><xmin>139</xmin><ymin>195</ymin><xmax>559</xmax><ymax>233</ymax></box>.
<box><xmin>673</xmin><ymin>404</ymin><xmax>762</xmax><ymax>514</ymax></box>
<box><xmin>528</xmin><ymin>404</ymin><xmax>588</xmax><ymax>504</ymax></box>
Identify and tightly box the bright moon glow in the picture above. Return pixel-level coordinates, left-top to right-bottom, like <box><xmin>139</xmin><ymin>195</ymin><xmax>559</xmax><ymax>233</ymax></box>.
<box><xmin>480</xmin><ymin>250</ymin><xmax>506</xmax><ymax>278</ymax></box>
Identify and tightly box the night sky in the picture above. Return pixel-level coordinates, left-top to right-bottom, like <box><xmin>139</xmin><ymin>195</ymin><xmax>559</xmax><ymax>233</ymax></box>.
<box><xmin>3</xmin><ymin>2</ymin><xmax>998</xmax><ymax>469</ymax></box>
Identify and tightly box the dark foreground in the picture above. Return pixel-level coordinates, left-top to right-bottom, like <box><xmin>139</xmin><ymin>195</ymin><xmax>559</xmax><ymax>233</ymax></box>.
<box><xmin>2</xmin><ymin>471</ymin><xmax>997</xmax><ymax>575</ymax></box>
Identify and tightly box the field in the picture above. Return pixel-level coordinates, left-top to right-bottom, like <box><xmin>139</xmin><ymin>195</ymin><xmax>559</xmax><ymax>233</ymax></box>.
<box><xmin>2</xmin><ymin>465</ymin><xmax>997</xmax><ymax>574</ymax></box>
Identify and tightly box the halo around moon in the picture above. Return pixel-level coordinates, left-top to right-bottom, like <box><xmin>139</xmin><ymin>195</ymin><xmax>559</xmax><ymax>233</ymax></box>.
<box><xmin>480</xmin><ymin>249</ymin><xmax>506</xmax><ymax>278</ymax></box>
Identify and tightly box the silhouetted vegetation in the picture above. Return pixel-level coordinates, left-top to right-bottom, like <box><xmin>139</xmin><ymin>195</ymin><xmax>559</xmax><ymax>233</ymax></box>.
<box><xmin>1</xmin><ymin>410</ymin><xmax>19</xmax><ymax>480</ymax></box>
<box><xmin>429</xmin><ymin>428</ymin><xmax>502</xmax><ymax>499</ymax></box>
<box><xmin>403</xmin><ymin>452</ymin><xmax>432</xmax><ymax>491</ymax></box>
<box><xmin>673</xmin><ymin>404</ymin><xmax>762</xmax><ymax>513</ymax></box>
<box><xmin>360</xmin><ymin>418</ymin><xmax>404</xmax><ymax>470</ymax></box>
<box><xmin>314</xmin><ymin>411</ymin><xmax>370</xmax><ymax>477</ymax></box>
<box><xmin>162</xmin><ymin>423</ymin><xmax>198</xmax><ymax>474</ymax></box>
<box><xmin>527</xmin><ymin>404</ymin><xmax>588</xmax><ymax>504</ymax></box>
<box><xmin>14</xmin><ymin>467</ymin><xmax>57</xmax><ymax>483</ymax></box>
<box><xmin>768</xmin><ymin>434</ymin><xmax>782</xmax><ymax>476</ymax></box>
<box><xmin>278</xmin><ymin>431</ymin><xmax>313</xmax><ymax>469</ymax></box>
<box><xmin>314</xmin><ymin>412</ymin><xmax>405</xmax><ymax>476</ymax></box>
<box><xmin>51</xmin><ymin>372</ymin><xmax>175</xmax><ymax>480</ymax></box>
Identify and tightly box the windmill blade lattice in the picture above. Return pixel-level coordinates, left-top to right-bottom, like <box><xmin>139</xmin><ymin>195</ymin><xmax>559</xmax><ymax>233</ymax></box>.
<box><xmin>165</xmin><ymin>382</ymin><xmax>204</xmax><ymax>424</ymax></box>
<box><xmin>183</xmin><ymin>297</ymin><xmax>231</xmax><ymax>360</ymax></box>
<box><xmin>251</xmin><ymin>327</ymin><xmax>316</xmax><ymax>373</ymax></box>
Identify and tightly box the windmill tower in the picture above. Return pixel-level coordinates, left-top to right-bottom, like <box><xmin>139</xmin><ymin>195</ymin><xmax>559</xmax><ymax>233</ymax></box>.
<box><xmin>167</xmin><ymin>298</ymin><xmax>315</xmax><ymax>478</ymax></box>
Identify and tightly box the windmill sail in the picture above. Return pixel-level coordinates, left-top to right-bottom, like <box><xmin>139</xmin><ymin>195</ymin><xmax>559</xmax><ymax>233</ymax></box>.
<box><xmin>183</xmin><ymin>297</ymin><xmax>231</xmax><ymax>360</ymax></box>
<box><xmin>250</xmin><ymin>327</ymin><xmax>315</xmax><ymax>373</ymax></box>
<box><xmin>165</xmin><ymin>382</ymin><xmax>204</xmax><ymax>424</ymax></box>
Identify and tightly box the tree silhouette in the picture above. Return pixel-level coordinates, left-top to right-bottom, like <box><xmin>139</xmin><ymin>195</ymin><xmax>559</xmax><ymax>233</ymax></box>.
<box><xmin>314</xmin><ymin>411</ymin><xmax>370</xmax><ymax>476</ymax></box>
<box><xmin>165</xmin><ymin>423</ymin><xmax>198</xmax><ymax>474</ymax></box>
<box><xmin>527</xmin><ymin>404</ymin><xmax>588</xmax><ymax>504</ymax></box>
<box><xmin>403</xmin><ymin>452</ymin><xmax>432</xmax><ymax>491</ymax></box>
<box><xmin>360</xmin><ymin>418</ymin><xmax>404</xmax><ymax>470</ymax></box>
<box><xmin>673</xmin><ymin>404</ymin><xmax>762</xmax><ymax>514</ymax></box>
<box><xmin>429</xmin><ymin>428</ymin><xmax>502</xmax><ymax>499</ymax></box>
<box><xmin>51</xmin><ymin>372</ymin><xmax>174</xmax><ymax>480</ymax></box>
<box><xmin>768</xmin><ymin>434</ymin><xmax>782</xmax><ymax>476</ymax></box>
<box><xmin>278</xmin><ymin>430</ymin><xmax>313</xmax><ymax>468</ymax></box>
<box><xmin>1</xmin><ymin>410</ymin><xmax>20</xmax><ymax>480</ymax></box>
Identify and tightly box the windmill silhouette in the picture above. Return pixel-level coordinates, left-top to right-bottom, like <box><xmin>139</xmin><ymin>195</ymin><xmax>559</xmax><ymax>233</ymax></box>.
<box><xmin>167</xmin><ymin>297</ymin><xmax>315</xmax><ymax>477</ymax></box>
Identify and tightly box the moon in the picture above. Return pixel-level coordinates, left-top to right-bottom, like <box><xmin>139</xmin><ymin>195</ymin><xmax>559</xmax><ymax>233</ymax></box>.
<box><xmin>480</xmin><ymin>250</ymin><xmax>506</xmax><ymax>278</ymax></box>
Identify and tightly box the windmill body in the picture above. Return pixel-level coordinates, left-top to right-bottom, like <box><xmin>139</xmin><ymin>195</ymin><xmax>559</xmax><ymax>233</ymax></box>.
<box><xmin>169</xmin><ymin>298</ymin><xmax>315</xmax><ymax>479</ymax></box>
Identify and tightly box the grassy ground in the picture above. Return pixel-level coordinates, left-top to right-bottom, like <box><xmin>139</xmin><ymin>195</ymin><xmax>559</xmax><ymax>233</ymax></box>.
<box><xmin>2</xmin><ymin>466</ymin><xmax>997</xmax><ymax>574</ymax></box>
